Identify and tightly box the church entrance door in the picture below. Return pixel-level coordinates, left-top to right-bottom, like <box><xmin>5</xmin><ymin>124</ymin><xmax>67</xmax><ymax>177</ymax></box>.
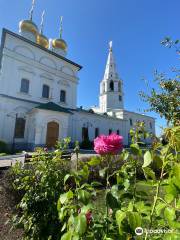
<box><xmin>46</xmin><ymin>121</ymin><xmax>59</xmax><ymax>148</ymax></box>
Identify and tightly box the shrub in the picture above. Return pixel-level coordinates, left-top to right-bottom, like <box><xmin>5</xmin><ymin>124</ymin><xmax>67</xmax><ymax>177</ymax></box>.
<box><xmin>10</xmin><ymin>147</ymin><xmax>70</xmax><ymax>240</ymax></box>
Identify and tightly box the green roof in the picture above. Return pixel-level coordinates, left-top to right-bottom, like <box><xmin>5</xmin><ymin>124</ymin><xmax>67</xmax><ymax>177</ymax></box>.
<box><xmin>35</xmin><ymin>102</ymin><xmax>72</xmax><ymax>114</ymax></box>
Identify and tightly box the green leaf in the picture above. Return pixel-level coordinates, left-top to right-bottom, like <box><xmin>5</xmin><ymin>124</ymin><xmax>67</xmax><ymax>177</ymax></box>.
<box><xmin>60</xmin><ymin>190</ymin><xmax>73</xmax><ymax>204</ymax></box>
<box><xmin>116</xmin><ymin>210</ymin><xmax>126</xmax><ymax>235</ymax></box>
<box><xmin>123</xmin><ymin>179</ymin><xmax>130</xmax><ymax>191</ymax></box>
<box><xmin>165</xmin><ymin>182</ymin><xmax>178</xmax><ymax>198</ymax></box>
<box><xmin>75</xmin><ymin>213</ymin><xmax>87</xmax><ymax>236</ymax></box>
<box><xmin>165</xmin><ymin>193</ymin><xmax>174</xmax><ymax>203</ymax></box>
<box><xmin>80</xmin><ymin>204</ymin><xmax>92</xmax><ymax>214</ymax></box>
<box><xmin>173</xmin><ymin>164</ymin><xmax>180</xmax><ymax>182</ymax></box>
<box><xmin>78</xmin><ymin>190</ymin><xmax>91</xmax><ymax>205</ymax></box>
<box><xmin>57</xmin><ymin>197</ymin><xmax>61</xmax><ymax>212</ymax></box>
<box><xmin>106</xmin><ymin>191</ymin><xmax>119</xmax><ymax>209</ymax></box>
<box><xmin>155</xmin><ymin>202</ymin><xmax>166</xmax><ymax>216</ymax></box>
<box><xmin>99</xmin><ymin>167</ymin><xmax>108</xmax><ymax>177</ymax></box>
<box><xmin>143</xmin><ymin>167</ymin><xmax>156</xmax><ymax>180</ymax></box>
<box><xmin>130</xmin><ymin>143</ymin><xmax>141</xmax><ymax>155</ymax></box>
<box><xmin>88</xmin><ymin>157</ymin><xmax>100</xmax><ymax>166</ymax></box>
<box><xmin>61</xmin><ymin>231</ymin><xmax>72</xmax><ymax>240</ymax></box>
<box><xmin>127</xmin><ymin>212</ymin><xmax>141</xmax><ymax>231</ymax></box>
<box><xmin>164</xmin><ymin>207</ymin><xmax>176</xmax><ymax>226</ymax></box>
<box><xmin>122</xmin><ymin>151</ymin><xmax>129</xmax><ymax>161</ymax></box>
<box><xmin>64</xmin><ymin>174</ymin><xmax>71</xmax><ymax>184</ymax></box>
<box><xmin>142</xmin><ymin>151</ymin><xmax>152</xmax><ymax>168</ymax></box>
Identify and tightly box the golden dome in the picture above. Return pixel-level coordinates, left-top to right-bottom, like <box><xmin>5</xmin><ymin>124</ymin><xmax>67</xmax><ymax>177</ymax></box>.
<box><xmin>37</xmin><ymin>33</ymin><xmax>49</xmax><ymax>48</ymax></box>
<box><xmin>52</xmin><ymin>38</ymin><xmax>67</xmax><ymax>51</ymax></box>
<box><xmin>19</xmin><ymin>20</ymin><xmax>38</xmax><ymax>36</ymax></box>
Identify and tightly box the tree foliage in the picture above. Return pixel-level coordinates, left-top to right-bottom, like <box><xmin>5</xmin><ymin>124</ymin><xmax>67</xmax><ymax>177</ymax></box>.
<box><xmin>140</xmin><ymin>37</ymin><xmax>180</xmax><ymax>126</ymax></box>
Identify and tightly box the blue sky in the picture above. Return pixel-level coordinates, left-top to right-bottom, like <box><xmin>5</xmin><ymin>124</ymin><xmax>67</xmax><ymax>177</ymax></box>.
<box><xmin>0</xmin><ymin>0</ymin><xmax>179</xmax><ymax>135</ymax></box>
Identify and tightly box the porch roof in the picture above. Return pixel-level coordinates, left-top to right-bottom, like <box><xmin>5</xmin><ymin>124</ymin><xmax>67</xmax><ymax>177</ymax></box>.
<box><xmin>35</xmin><ymin>102</ymin><xmax>73</xmax><ymax>114</ymax></box>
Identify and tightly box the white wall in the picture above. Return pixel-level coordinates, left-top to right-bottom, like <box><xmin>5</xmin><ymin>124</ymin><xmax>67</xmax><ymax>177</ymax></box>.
<box><xmin>0</xmin><ymin>32</ymin><xmax>80</xmax><ymax>109</ymax></box>
<box><xmin>69</xmin><ymin>111</ymin><xmax>129</xmax><ymax>146</ymax></box>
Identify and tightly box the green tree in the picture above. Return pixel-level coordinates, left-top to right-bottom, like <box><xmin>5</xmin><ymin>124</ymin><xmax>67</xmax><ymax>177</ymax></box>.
<box><xmin>140</xmin><ymin>37</ymin><xmax>180</xmax><ymax>127</ymax></box>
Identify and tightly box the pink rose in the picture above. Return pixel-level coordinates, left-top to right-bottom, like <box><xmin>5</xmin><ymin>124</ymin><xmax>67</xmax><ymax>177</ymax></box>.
<box><xmin>94</xmin><ymin>133</ymin><xmax>123</xmax><ymax>155</ymax></box>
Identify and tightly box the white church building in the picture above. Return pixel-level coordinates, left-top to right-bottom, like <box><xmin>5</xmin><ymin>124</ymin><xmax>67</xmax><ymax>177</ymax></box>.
<box><xmin>0</xmin><ymin>5</ymin><xmax>155</xmax><ymax>150</ymax></box>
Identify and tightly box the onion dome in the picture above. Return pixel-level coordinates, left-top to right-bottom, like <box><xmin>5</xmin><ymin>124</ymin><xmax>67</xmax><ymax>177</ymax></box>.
<box><xmin>37</xmin><ymin>11</ymin><xmax>49</xmax><ymax>48</ymax></box>
<box><xmin>19</xmin><ymin>19</ymin><xmax>38</xmax><ymax>36</ymax></box>
<box><xmin>37</xmin><ymin>33</ymin><xmax>49</xmax><ymax>48</ymax></box>
<box><xmin>52</xmin><ymin>38</ymin><xmax>67</xmax><ymax>51</ymax></box>
<box><xmin>52</xmin><ymin>16</ymin><xmax>68</xmax><ymax>55</ymax></box>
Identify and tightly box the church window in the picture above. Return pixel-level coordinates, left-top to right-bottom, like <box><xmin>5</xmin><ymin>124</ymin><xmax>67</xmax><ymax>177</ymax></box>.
<box><xmin>129</xmin><ymin>118</ymin><xmax>133</xmax><ymax>126</ymax></box>
<box><xmin>118</xmin><ymin>82</ymin><xmax>121</xmax><ymax>92</ymax></box>
<box><xmin>109</xmin><ymin>129</ymin><xmax>112</xmax><ymax>135</ymax></box>
<box><xmin>82</xmin><ymin>127</ymin><xmax>89</xmax><ymax>141</ymax></box>
<box><xmin>117</xmin><ymin>129</ymin><xmax>120</xmax><ymax>135</ymax></box>
<box><xmin>119</xmin><ymin>95</ymin><xmax>122</xmax><ymax>101</ymax></box>
<box><xmin>60</xmin><ymin>90</ymin><xmax>66</xmax><ymax>103</ymax></box>
<box><xmin>95</xmin><ymin>128</ymin><xmax>99</xmax><ymax>138</ymax></box>
<box><xmin>20</xmin><ymin>79</ymin><xmax>29</xmax><ymax>94</ymax></box>
<box><xmin>102</xmin><ymin>82</ymin><xmax>105</xmax><ymax>93</ymax></box>
<box><xmin>15</xmin><ymin>118</ymin><xmax>26</xmax><ymax>138</ymax></box>
<box><xmin>42</xmin><ymin>84</ymin><xmax>50</xmax><ymax>98</ymax></box>
<box><xmin>109</xmin><ymin>81</ymin><xmax>114</xmax><ymax>91</ymax></box>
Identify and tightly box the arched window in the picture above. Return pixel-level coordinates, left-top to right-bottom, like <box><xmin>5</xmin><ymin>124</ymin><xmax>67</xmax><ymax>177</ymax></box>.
<box><xmin>82</xmin><ymin>127</ymin><xmax>89</xmax><ymax>141</ymax></box>
<box><xmin>42</xmin><ymin>84</ymin><xmax>50</xmax><ymax>98</ymax></box>
<box><xmin>102</xmin><ymin>82</ymin><xmax>105</xmax><ymax>93</ymax></box>
<box><xmin>60</xmin><ymin>90</ymin><xmax>66</xmax><ymax>103</ymax></box>
<box><xmin>20</xmin><ymin>78</ymin><xmax>29</xmax><ymax>94</ymax></box>
<box><xmin>109</xmin><ymin>129</ymin><xmax>112</xmax><ymax>135</ymax></box>
<box><xmin>109</xmin><ymin>81</ymin><xmax>114</xmax><ymax>91</ymax></box>
<box><xmin>15</xmin><ymin>118</ymin><xmax>26</xmax><ymax>138</ymax></box>
<box><xmin>118</xmin><ymin>82</ymin><xmax>121</xmax><ymax>92</ymax></box>
<box><xmin>129</xmin><ymin>118</ymin><xmax>133</xmax><ymax>126</ymax></box>
<box><xmin>119</xmin><ymin>95</ymin><xmax>122</xmax><ymax>101</ymax></box>
<box><xmin>95</xmin><ymin>128</ymin><xmax>99</xmax><ymax>138</ymax></box>
<box><xmin>117</xmin><ymin>130</ymin><xmax>120</xmax><ymax>135</ymax></box>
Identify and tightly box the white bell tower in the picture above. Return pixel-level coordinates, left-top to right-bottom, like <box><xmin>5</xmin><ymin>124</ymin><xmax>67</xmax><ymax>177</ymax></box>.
<box><xmin>99</xmin><ymin>41</ymin><xmax>124</xmax><ymax>113</ymax></box>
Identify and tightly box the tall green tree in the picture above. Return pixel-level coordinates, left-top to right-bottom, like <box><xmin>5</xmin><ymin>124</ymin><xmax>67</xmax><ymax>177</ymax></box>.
<box><xmin>140</xmin><ymin>37</ymin><xmax>180</xmax><ymax>126</ymax></box>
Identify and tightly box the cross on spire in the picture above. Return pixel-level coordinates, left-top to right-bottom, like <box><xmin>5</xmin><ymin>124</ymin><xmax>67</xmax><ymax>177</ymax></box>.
<box><xmin>29</xmin><ymin>0</ymin><xmax>36</xmax><ymax>21</ymax></box>
<box><xmin>59</xmin><ymin>16</ymin><xmax>63</xmax><ymax>39</ymax></box>
<box><xmin>109</xmin><ymin>40</ymin><xmax>113</xmax><ymax>51</ymax></box>
<box><xmin>40</xmin><ymin>10</ymin><xmax>45</xmax><ymax>34</ymax></box>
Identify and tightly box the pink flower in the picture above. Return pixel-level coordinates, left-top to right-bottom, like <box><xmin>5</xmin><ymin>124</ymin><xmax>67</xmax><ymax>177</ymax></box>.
<box><xmin>94</xmin><ymin>133</ymin><xmax>123</xmax><ymax>155</ymax></box>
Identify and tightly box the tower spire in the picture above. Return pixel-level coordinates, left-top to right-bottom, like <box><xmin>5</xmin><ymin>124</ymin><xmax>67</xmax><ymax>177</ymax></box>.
<box><xmin>109</xmin><ymin>40</ymin><xmax>113</xmax><ymax>51</ymax></box>
<box><xmin>59</xmin><ymin>16</ymin><xmax>63</xmax><ymax>39</ymax></box>
<box><xmin>99</xmin><ymin>41</ymin><xmax>124</xmax><ymax>112</ymax></box>
<box><xmin>104</xmin><ymin>41</ymin><xmax>118</xmax><ymax>80</ymax></box>
<box><xmin>40</xmin><ymin>10</ymin><xmax>45</xmax><ymax>34</ymax></box>
<box><xmin>29</xmin><ymin>0</ymin><xmax>36</xmax><ymax>21</ymax></box>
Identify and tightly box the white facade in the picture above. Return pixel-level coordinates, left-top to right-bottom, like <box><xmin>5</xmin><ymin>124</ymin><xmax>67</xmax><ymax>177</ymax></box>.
<box><xmin>0</xmin><ymin>27</ymin><xmax>155</xmax><ymax>150</ymax></box>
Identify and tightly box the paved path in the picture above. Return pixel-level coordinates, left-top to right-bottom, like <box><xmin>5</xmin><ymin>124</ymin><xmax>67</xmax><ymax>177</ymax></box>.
<box><xmin>0</xmin><ymin>152</ymin><xmax>98</xmax><ymax>169</ymax></box>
